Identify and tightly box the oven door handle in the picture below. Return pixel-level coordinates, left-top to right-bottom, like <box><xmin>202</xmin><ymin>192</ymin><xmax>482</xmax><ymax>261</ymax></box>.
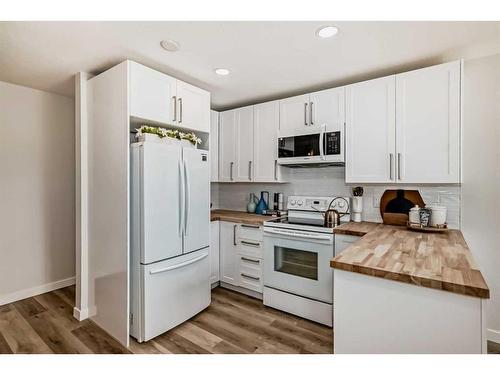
<box><xmin>319</xmin><ymin>124</ymin><xmax>326</xmax><ymax>161</ymax></box>
<box><xmin>263</xmin><ymin>227</ymin><xmax>332</xmax><ymax>241</ymax></box>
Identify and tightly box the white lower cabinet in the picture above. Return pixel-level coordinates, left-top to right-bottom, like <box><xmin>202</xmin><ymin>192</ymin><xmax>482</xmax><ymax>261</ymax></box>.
<box><xmin>210</xmin><ymin>221</ymin><xmax>220</xmax><ymax>284</ymax></box>
<box><xmin>218</xmin><ymin>221</ymin><xmax>264</xmax><ymax>293</ymax></box>
<box><xmin>219</xmin><ymin>221</ymin><xmax>239</xmax><ymax>286</ymax></box>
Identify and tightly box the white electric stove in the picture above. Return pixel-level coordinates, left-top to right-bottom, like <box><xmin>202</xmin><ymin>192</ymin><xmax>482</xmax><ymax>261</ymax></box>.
<box><xmin>262</xmin><ymin>195</ymin><xmax>350</xmax><ymax>327</ymax></box>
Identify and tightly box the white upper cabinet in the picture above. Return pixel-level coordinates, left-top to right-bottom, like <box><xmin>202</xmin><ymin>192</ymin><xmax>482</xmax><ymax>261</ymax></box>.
<box><xmin>235</xmin><ymin>106</ymin><xmax>255</xmax><ymax>182</ymax></box>
<box><xmin>279</xmin><ymin>94</ymin><xmax>310</xmax><ymax>134</ymax></box>
<box><xmin>395</xmin><ymin>61</ymin><xmax>461</xmax><ymax>183</ymax></box>
<box><xmin>209</xmin><ymin>110</ymin><xmax>219</xmax><ymax>182</ymax></box>
<box><xmin>345</xmin><ymin>76</ymin><xmax>396</xmax><ymax>183</ymax></box>
<box><xmin>219</xmin><ymin>110</ymin><xmax>237</xmax><ymax>182</ymax></box>
<box><xmin>309</xmin><ymin>87</ymin><xmax>345</xmax><ymax>130</ymax></box>
<box><xmin>176</xmin><ymin>80</ymin><xmax>210</xmax><ymax>133</ymax></box>
<box><xmin>129</xmin><ymin>61</ymin><xmax>210</xmax><ymax>133</ymax></box>
<box><xmin>130</xmin><ymin>62</ymin><xmax>177</xmax><ymax>125</ymax></box>
<box><xmin>253</xmin><ymin>101</ymin><xmax>282</xmax><ymax>182</ymax></box>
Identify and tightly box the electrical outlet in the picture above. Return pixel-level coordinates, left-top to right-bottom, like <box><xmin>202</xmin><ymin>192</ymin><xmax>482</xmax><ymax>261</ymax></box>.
<box><xmin>373</xmin><ymin>195</ymin><xmax>380</xmax><ymax>208</ymax></box>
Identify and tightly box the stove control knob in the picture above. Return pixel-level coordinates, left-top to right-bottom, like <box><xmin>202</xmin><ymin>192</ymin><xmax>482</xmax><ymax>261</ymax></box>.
<box><xmin>338</xmin><ymin>200</ymin><xmax>345</xmax><ymax>208</ymax></box>
<box><xmin>297</xmin><ymin>200</ymin><xmax>303</xmax><ymax>206</ymax></box>
<box><xmin>290</xmin><ymin>199</ymin><xmax>296</xmax><ymax>206</ymax></box>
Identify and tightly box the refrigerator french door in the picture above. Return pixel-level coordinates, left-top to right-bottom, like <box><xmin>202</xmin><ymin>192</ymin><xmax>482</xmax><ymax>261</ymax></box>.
<box><xmin>130</xmin><ymin>142</ymin><xmax>210</xmax><ymax>342</ymax></box>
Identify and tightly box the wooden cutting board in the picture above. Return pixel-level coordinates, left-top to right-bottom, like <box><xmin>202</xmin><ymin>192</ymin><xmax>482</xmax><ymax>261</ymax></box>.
<box><xmin>380</xmin><ymin>190</ymin><xmax>425</xmax><ymax>226</ymax></box>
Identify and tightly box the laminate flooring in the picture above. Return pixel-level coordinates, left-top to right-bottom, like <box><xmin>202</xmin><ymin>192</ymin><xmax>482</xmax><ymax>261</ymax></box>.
<box><xmin>1</xmin><ymin>285</ymin><xmax>498</xmax><ymax>354</ymax></box>
<box><xmin>0</xmin><ymin>286</ymin><xmax>333</xmax><ymax>354</ymax></box>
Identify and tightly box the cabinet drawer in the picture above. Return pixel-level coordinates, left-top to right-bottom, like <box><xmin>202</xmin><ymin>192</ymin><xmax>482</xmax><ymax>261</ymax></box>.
<box><xmin>238</xmin><ymin>256</ymin><xmax>263</xmax><ymax>293</ymax></box>
<box><xmin>238</xmin><ymin>224</ymin><xmax>263</xmax><ymax>242</ymax></box>
<box><xmin>237</xmin><ymin>239</ymin><xmax>263</xmax><ymax>259</ymax></box>
<box><xmin>239</xmin><ymin>255</ymin><xmax>263</xmax><ymax>276</ymax></box>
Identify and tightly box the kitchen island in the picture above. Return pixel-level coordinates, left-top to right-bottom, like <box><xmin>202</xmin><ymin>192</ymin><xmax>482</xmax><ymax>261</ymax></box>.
<box><xmin>331</xmin><ymin>222</ymin><xmax>489</xmax><ymax>354</ymax></box>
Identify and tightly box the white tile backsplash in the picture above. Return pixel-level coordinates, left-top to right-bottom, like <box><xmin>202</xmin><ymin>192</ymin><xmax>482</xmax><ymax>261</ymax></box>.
<box><xmin>212</xmin><ymin>167</ymin><xmax>461</xmax><ymax>228</ymax></box>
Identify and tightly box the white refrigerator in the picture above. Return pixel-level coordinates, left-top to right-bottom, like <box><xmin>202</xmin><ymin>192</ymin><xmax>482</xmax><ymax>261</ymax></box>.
<box><xmin>130</xmin><ymin>141</ymin><xmax>210</xmax><ymax>342</ymax></box>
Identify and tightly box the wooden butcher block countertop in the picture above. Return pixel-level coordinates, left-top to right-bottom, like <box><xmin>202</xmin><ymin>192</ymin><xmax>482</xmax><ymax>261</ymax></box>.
<box><xmin>330</xmin><ymin>222</ymin><xmax>490</xmax><ymax>299</ymax></box>
<box><xmin>210</xmin><ymin>209</ymin><xmax>270</xmax><ymax>225</ymax></box>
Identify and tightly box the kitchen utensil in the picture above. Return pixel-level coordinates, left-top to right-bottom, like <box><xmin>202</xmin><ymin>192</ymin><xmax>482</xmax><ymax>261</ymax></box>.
<box><xmin>247</xmin><ymin>193</ymin><xmax>257</xmax><ymax>213</ymax></box>
<box><xmin>352</xmin><ymin>186</ymin><xmax>364</xmax><ymax>197</ymax></box>
<box><xmin>324</xmin><ymin>197</ymin><xmax>350</xmax><ymax>228</ymax></box>
<box><xmin>407</xmin><ymin>222</ymin><xmax>448</xmax><ymax>233</ymax></box>
<box><xmin>255</xmin><ymin>191</ymin><xmax>269</xmax><ymax>214</ymax></box>
<box><xmin>409</xmin><ymin>205</ymin><xmax>421</xmax><ymax>224</ymax></box>
<box><xmin>380</xmin><ymin>190</ymin><xmax>425</xmax><ymax>226</ymax></box>
<box><xmin>278</xmin><ymin>193</ymin><xmax>284</xmax><ymax>211</ymax></box>
<box><xmin>419</xmin><ymin>208</ymin><xmax>432</xmax><ymax>226</ymax></box>
<box><xmin>273</xmin><ymin>193</ymin><xmax>279</xmax><ymax>210</ymax></box>
<box><xmin>428</xmin><ymin>205</ymin><xmax>447</xmax><ymax>226</ymax></box>
<box><xmin>351</xmin><ymin>196</ymin><xmax>363</xmax><ymax>222</ymax></box>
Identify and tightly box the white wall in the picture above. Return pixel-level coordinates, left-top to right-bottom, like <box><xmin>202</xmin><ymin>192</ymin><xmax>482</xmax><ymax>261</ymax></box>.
<box><xmin>462</xmin><ymin>53</ymin><xmax>500</xmax><ymax>343</ymax></box>
<box><xmin>213</xmin><ymin>167</ymin><xmax>461</xmax><ymax>228</ymax></box>
<box><xmin>0</xmin><ymin>81</ymin><xmax>75</xmax><ymax>304</ymax></box>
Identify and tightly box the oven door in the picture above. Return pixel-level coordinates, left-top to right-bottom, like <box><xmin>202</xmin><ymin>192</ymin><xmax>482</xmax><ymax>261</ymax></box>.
<box><xmin>263</xmin><ymin>227</ymin><xmax>334</xmax><ymax>303</ymax></box>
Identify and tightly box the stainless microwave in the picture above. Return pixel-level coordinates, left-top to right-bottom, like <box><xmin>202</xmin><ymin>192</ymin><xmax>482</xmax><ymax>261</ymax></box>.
<box><xmin>277</xmin><ymin>125</ymin><xmax>344</xmax><ymax>166</ymax></box>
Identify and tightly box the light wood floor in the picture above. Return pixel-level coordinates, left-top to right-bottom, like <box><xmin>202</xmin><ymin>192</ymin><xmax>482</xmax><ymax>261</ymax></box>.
<box><xmin>1</xmin><ymin>285</ymin><xmax>498</xmax><ymax>354</ymax></box>
<box><xmin>0</xmin><ymin>285</ymin><xmax>333</xmax><ymax>354</ymax></box>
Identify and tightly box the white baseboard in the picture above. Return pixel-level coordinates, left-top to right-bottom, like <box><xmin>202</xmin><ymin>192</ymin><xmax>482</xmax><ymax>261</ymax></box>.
<box><xmin>73</xmin><ymin>306</ymin><xmax>89</xmax><ymax>321</ymax></box>
<box><xmin>0</xmin><ymin>276</ymin><xmax>75</xmax><ymax>306</ymax></box>
<box><xmin>488</xmin><ymin>329</ymin><xmax>500</xmax><ymax>344</ymax></box>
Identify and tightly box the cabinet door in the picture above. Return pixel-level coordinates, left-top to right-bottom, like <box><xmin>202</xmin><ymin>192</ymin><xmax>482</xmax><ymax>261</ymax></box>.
<box><xmin>345</xmin><ymin>76</ymin><xmax>396</xmax><ymax>183</ymax></box>
<box><xmin>210</xmin><ymin>221</ymin><xmax>220</xmax><ymax>284</ymax></box>
<box><xmin>210</xmin><ymin>110</ymin><xmax>219</xmax><ymax>182</ymax></box>
<box><xmin>218</xmin><ymin>110</ymin><xmax>237</xmax><ymax>182</ymax></box>
<box><xmin>129</xmin><ymin>62</ymin><xmax>177</xmax><ymax>124</ymax></box>
<box><xmin>176</xmin><ymin>80</ymin><xmax>210</xmax><ymax>132</ymax></box>
<box><xmin>279</xmin><ymin>94</ymin><xmax>310</xmax><ymax>135</ymax></box>
<box><xmin>396</xmin><ymin>61</ymin><xmax>461</xmax><ymax>183</ymax></box>
<box><xmin>219</xmin><ymin>221</ymin><xmax>238</xmax><ymax>286</ymax></box>
<box><xmin>309</xmin><ymin>87</ymin><xmax>345</xmax><ymax>130</ymax></box>
<box><xmin>235</xmin><ymin>106</ymin><xmax>254</xmax><ymax>182</ymax></box>
<box><xmin>334</xmin><ymin>234</ymin><xmax>359</xmax><ymax>256</ymax></box>
<box><xmin>253</xmin><ymin>101</ymin><xmax>280</xmax><ymax>182</ymax></box>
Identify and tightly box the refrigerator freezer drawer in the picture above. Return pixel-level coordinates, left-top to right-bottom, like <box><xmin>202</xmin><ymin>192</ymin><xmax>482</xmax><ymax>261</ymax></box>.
<box><xmin>139</xmin><ymin>248</ymin><xmax>210</xmax><ymax>342</ymax></box>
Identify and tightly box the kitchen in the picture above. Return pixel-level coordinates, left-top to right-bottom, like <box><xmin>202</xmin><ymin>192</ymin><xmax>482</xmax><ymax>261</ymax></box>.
<box><xmin>0</xmin><ymin>15</ymin><xmax>500</xmax><ymax>363</ymax></box>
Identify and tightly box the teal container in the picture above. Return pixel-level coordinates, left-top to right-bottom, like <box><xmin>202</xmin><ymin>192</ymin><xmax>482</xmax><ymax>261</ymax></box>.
<box><xmin>255</xmin><ymin>191</ymin><xmax>269</xmax><ymax>214</ymax></box>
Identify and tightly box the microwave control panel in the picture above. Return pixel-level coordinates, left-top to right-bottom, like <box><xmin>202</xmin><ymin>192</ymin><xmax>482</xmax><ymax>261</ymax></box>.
<box><xmin>325</xmin><ymin>131</ymin><xmax>341</xmax><ymax>155</ymax></box>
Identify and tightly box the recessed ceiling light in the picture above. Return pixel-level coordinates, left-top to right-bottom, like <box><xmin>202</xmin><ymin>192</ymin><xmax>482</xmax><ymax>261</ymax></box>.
<box><xmin>160</xmin><ymin>39</ymin><xmax>180</xmax><ymax>52</ymax></box>
<box><xmin>316</xmin><ymin>26</ymin><xmax>339</xmax><ymax>38</ymax></box>
<box><xmin>215</xmin><ymin>68</ymin><xmax>230</xmax><ymax>76</ymax></box>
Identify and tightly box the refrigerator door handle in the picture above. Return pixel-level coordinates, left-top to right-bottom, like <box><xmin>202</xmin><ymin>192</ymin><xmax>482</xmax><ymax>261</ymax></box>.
<box><xmin>183</xmin><ymin>158</ymin><xmax>190</xmax><ymax>236</ymax></box>
<box><xmin>179</xmin><ymin>159</ymin><xmax>185</xmax><ymax>236</ymax></box>
<box><xmin>149</xmin><ymin>253</ymin><xmax>208</xmax><ymax>274</ymax></box>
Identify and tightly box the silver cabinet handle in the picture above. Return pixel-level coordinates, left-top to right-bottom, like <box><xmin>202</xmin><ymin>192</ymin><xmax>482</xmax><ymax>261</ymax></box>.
<box><xmin>241</xmin><ymin>240</ymin><xmax>260</xmax><ymax>247</ymax></box>
<box><xmin>389</xmin><ymin>153</ymin><xmax>394</xmax><ymax>180</ymax></box>
<box><xmin>241</xmin><ymin>273</ymin><xmax>260</xmax><ymax>281</ymax></box>
<box><xmin>274</xmin><ymin>159</ymin><xmax>278</xmax><ymax>181</ymax></box>
<box><xmin>304</xmin><ymin>102</ymin><xmax>308</xmax><ymax>125</ymax></box>
<box><xmin>178</xmin><ymin>98</ymin><xmax>183</xmax><ymax>123</ymax></box>
<box><xmin>230</xmin><ymin>161</ymin><xmax>234</xmax><ymax>181</ymax></box>
<box><xmin>233</xmin><ymin>224</ymin><xmax>237</xmax><ymax>246</ymax></box>
<box><xmin>241</xmin><ymin>224</ymin><xmax>260</xmax><ymax>229</ymax></box>
<box><xmin>241</xmin><ymin>257</ymin><xmax>260</xmax><ymax>264</ymax></box>
<box><xmin>310</xmin><ymin>102</ymin><xmax>314</xmax><ymax>125</ymax></box>
<box><xmin>172</xmin><ymin>96</ymin><xmax>177</xmax><ymax>122</ymax></box>
<box><xmin>397</xmin><ymin>153</ymin><xmax>402</xmax><ymax>180</ymax></box>
<box><xmin>248</xmin><ymin>160</ymin><xmax>252</xmax><ymax>180</ymax></box>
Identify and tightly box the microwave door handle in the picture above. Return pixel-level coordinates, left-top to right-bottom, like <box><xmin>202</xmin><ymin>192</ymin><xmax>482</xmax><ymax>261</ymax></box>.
<box><xmin>319</xmin><ymin>125</ymin><xmax>326</xmax><ymax>160</ymax></box>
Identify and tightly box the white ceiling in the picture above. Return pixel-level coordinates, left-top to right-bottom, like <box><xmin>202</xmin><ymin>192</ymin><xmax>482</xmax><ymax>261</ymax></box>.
<box><xmin>1</xmin><ymin>21</ymin><xmax>500</xmax><ymax>110</ymax></box>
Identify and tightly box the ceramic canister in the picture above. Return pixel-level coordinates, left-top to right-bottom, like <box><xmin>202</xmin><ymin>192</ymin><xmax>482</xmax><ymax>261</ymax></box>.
<box><xmin>428</xmin><ymin>205</ymin><xmax>447</xmax><ymax>226</ymax></box>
